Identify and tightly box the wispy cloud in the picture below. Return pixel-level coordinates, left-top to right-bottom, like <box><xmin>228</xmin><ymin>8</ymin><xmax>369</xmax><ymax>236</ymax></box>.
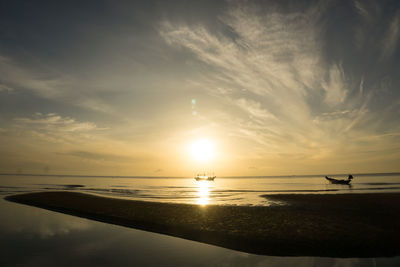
<box><xmin>0</xmin><ymin>55</ymin><xmax>70</xmax><ymax>99</ymax></box>
<box><xmin>0</xmin><ymin>55</ymin><xmax>117</xmax><ymax>114</ymax></box>
<box><xmin>160</xmin><ymin>2</ymin><xmax>396</xmax><ymax>167</ymax></box>
<box><xmin>10</xmin><ymin>113</ymin><xmax>106</xmax><ymax>146</ymax></box>
<box><xmin>354</xmin><ymin>0</ymin><xmax>370</xmax><ymax>19</ymax></box>
<box><xmin>59</xmin><ymin>150</ymin><xmax>133</xmax><ymax>162</ymax></box>
<box><xmin>0</xmin><ymin>83</ymin><xmax>14</xmax><ymax>92</ymax></box>
<box><xmin>14</xmin><ymin>113</ymin><xmax>99</xmax><ymax>132</ymax></box>
<box><xmin>381</xmin><ymin>11</ymin><xmax>400</xmax><ymax>60</ymax></box>
<box><xmin>322</xmin><ymin>63</ymin><xmax>348</xmax><ymax>106</ymax></box>
<box><xmin>160</xmin><ymin>6</ymin><xmax>323</xmax><ymax>142</ymax></box>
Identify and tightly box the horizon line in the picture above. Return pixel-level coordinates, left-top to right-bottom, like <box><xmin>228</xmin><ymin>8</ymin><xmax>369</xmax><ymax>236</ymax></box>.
<box><xmin>1</xmin><ymin>172</ymin><xmax>399</xmax><ymax>179</ymax></box>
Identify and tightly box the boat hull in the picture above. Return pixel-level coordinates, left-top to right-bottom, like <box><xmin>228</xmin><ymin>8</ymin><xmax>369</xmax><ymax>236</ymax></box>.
<box><xmin>195</xmin><ymin>176</ymin><xmax>215</xmax><ymax>181</ymax></box>
<box><xmin>325</xmin><ymin>177</ymin><xmax>351</xmax><ymax>185</ymax></box>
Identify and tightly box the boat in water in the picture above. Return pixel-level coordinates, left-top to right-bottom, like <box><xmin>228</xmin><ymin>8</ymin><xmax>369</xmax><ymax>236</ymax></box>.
<box><xmin>194</xmin><ymin>174</ymin><xmax>216</xmax><ymax>181</ymax></box>
<box><xmin>325</xmin><ymin>175</ymin><xmax>353</xmax><ymax>185</ymax></box>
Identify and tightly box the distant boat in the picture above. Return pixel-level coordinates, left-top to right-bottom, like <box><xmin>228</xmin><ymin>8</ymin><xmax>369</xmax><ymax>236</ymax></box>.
<box><xmin>195</xmin><ymin>174</ymin><xmax>216</xmax><ymax>181</ymax></box>
<box><xmin>325</xmin><ymin>175</ymin><xmax>353</xmax><ymax>185</ymax></box>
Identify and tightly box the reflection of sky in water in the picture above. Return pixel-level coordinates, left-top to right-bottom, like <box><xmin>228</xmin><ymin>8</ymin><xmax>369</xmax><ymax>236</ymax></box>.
<box><xmin>1</xmin><ymin>198</ymin><xmax>399</xmax><ymax>267</ymax></box>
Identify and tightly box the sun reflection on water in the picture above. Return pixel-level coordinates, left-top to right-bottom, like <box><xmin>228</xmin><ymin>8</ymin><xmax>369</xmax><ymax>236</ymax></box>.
<box><xmin>196</xmin><ymin>180</ymin><xmax>211</xmax><ymax>206</ymax></box>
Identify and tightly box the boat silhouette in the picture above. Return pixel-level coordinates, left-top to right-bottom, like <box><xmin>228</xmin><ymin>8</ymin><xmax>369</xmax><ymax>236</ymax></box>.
<box><xmin>194</xmin><ymin>173</ymin><xmax>216</xmax><ymax>181</ymax></box>
<box><xmin>325</xmin><ymin>175</ymin><xmax>353</xmax><ymax>185</ymax></box>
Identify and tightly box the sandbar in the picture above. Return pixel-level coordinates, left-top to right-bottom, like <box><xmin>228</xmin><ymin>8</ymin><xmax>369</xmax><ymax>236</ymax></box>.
<box><xmin>5</xmin><ymin>192</ymin><xmax>400</xmax><ymax>258</ymax></box>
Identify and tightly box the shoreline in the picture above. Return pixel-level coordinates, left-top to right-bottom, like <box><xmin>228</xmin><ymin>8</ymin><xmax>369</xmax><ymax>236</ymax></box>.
<box><xmin>5</xmin><ymin>191</ymin><xmax>400</xmax><ymax>258</ymax></box>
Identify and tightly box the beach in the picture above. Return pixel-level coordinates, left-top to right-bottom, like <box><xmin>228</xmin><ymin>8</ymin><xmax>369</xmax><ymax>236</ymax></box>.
<box><xmin>6</xmin><ymin>191</ymin><xmax>400</xmax><ymax>258</ymax></box>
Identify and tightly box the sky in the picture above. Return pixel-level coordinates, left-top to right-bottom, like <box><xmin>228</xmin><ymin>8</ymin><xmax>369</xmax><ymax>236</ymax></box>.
<box><xmin>0</xmin><ymin>0</ymin><xmax>399</xmax><ymax>176</ymax></box>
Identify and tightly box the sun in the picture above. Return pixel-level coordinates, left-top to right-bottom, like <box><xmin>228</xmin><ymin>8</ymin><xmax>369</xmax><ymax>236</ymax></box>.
<box><xmin>189</xmin><ymin>139</ymin><xmax>216</xmax><ymax>162</ymax></box>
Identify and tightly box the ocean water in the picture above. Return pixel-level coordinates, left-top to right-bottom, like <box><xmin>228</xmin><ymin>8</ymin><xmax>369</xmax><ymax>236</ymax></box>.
<box><xmin>1</xmin><ymin>173</ymin><xmax>400</xmax><ymax>206</ymax></box>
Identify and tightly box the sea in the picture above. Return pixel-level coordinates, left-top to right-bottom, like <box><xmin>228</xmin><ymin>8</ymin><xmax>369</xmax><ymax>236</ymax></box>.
<box><xmin>1</xmin><ymin>173</ymin><xmax>400</xmax><ymax>206</ymax></box>
<box><xmin>1</xmin><ymin>173</ymin><xmax>400</xmax><ymax>267</ymax></box>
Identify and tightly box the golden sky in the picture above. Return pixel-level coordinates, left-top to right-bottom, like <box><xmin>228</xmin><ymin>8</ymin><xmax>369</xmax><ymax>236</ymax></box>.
<box><xmin>0</xmin><ymin>0</ymin><xmax>399</xmax><ymax>176</ymax></box>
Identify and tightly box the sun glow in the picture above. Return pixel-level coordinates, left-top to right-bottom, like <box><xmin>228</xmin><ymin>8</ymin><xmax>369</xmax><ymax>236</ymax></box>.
<box><xmin>189</xmin><ymin>139</ymin><xmax>216</xmax><ymax>162</ymax></box>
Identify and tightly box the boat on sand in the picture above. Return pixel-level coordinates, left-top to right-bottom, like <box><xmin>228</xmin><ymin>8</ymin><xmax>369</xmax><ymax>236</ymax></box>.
<box><xmin>325</xmin><ymin>175</ymin><xmax>353</xmax><ymax>185</ymax></box>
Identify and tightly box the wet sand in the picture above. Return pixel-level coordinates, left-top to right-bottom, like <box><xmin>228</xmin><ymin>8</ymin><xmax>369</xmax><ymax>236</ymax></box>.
<box><xmin>5</xmin><ymin>192</ymin><xmax>400</xmax><ymax>258</ymax></box>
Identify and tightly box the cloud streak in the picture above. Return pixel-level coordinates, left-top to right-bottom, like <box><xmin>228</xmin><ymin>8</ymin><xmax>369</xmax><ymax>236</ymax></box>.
<box><xmin>0</xmin><ymin>83</ymin><xmax>14</xmax><ymax>92</ymax></box>
<box><xmin>58</xmin><ymin>150</ymin><xmax>134</xmax><ymax>162</ymax></box>
<box><xmin>381</xmin><ymin>11</ymin><xmax>400</xmax><ymax>60</ymax></box>
<box><xmin>0</xmin><ymin>55</ymin><xmax>118</xmax><ymax>115</ymax></box>
<box><xmin>0</xmin><ymin>55</ymin><xmax>69</xmax><ymax>99</ymax></box>
<box><xmin>160</xmin><ymin>1</ymin><xmax>398</xmax><ymax>171</ymax></box>
<box><xmin>14</xmin><ymin>113</ymin><xmax>99</xmax><ymax>132</ymax></box>
<box><xmin>8</xmin><ymin>113</ymin><xmax>106</xmax><ymax>147</ymax></box>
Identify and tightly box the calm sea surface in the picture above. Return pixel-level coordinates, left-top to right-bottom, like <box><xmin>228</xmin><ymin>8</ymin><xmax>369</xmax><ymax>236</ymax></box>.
<box><xmin>1</xmin><ymin>173</ymin><xmax>400</xmax><ymax>266</ymax></box>
<box><xmin>1</xmin><ymin>173</ymin><xmax>400</xmax><ymax>205</ymax></box>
